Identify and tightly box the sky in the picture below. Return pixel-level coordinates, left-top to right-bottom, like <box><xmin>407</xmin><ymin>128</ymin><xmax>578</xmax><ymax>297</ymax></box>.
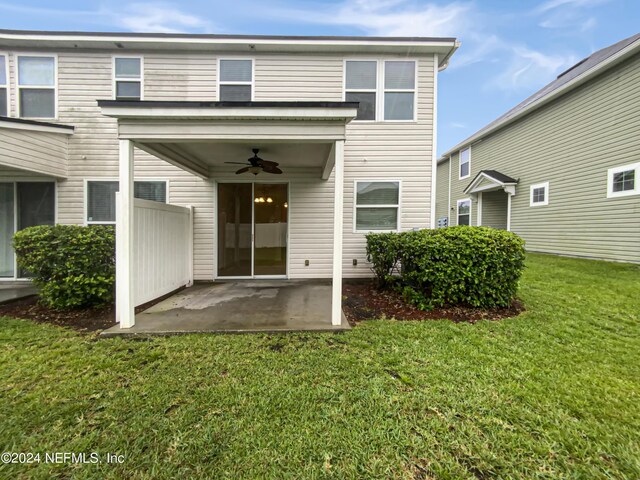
<box><xmin>1</xmin><ymin>0</ymin><xmax>638</xmax><ymax>154</ymax></box>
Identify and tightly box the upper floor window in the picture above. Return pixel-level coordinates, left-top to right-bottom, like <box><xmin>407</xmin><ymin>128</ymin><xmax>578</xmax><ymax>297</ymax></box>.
<box><xmin>530</xmin><ymin>182</ymin><xmax>549</xmax><ymax>206</ymax></box>
<box><xmin>344</xmin><ymin>59</ymin><xmax>417</xmax><ymax>122</ymax></box>
<box><xmin>354</xmin><ymin>180</ymin><xmax>400</xmax><ymax>232</ymax></box>
<box><xmin>0</xmin><ymin>54</ymin><xmax>7</xmax><ymax>116</ymax></box>
<box><xmin>607</xmin><ymin>162</ymin><xmax>639</xmax><ymax>198</ymax></box>
<box><xmin>384</xmin><ymin>61</ymin><xmax>415</xmax><ymax>121</ymax></box>
<box><xmin>345</xmin><ymin>60</ymin><xmax>377</xmax><ymax>121</ymax></box>
<box><xmin>17</xmin><ymin>55</ymin><xmax>56</xmax><ymax>119</ymax></box>
<box><xmin>114</xmin><ymin>57</ymin><xmax>143</xmax><ymax>100</ymax></box>
<box><xmin>459</xmin><ymin>148</ymin><xmax>470</xmax><ymax>179</ymax></box>
<box><xmin>219</xmin><ymin>59</ymin><xmax>253</xmax><ymax>101</ymax></box>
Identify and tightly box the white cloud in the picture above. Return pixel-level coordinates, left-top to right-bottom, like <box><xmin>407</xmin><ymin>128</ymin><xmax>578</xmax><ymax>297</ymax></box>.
<box><xmin>536</xmin><ymin>0</ymin><xmax>609</xmax><ymax>14</ymax></box>
<box><xmin>112</xmin><ymin>3</ymin><xmax>211</xmax><ymax>33</ymax></box>
<box><xmin>450</xmin><ymin>122</ymin><xmax>466</xmax><ymax>128</ymax></box>
<box><xmin>487</xmin><ymin>46</ymin><xmax>578</xmax><ymax>91</ymax></box>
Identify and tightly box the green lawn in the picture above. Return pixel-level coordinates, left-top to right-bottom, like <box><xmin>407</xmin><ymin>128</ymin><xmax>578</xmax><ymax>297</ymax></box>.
<box><xmin>1</xmin><ymin>253</ymin><xmax>639</xmax><ymax>479</ymax></box>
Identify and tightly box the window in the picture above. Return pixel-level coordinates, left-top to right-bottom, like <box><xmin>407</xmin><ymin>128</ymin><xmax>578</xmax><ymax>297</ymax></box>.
<box><xmin>530</xmin><ymin>182</ymin><xmax>549</xmax><ymax>206</ymax></box>
<box><xmin>345</xmin><ymin>60</ymin><xmax>377</xmax><ymax>121</ymax></box>
<box><xmin>459</xmin><ymin>148</ymin><xmax>470</xmax><ymax>179</ymax></box>
<box><xmin>344</xmin><ymin>59</ymin><xmax>417</xmax><ymax>122</ymax></box>
<box><xmin>607</xmin><ymin>163</ymin><xmax>640</xmax><ymax>198</ymax></box>
<box><xmin>0</xmin><ymin>54</ymin><xmax>7</xmax><ymax>116</ymax></box>
<box><xmin>457</xmin><ymin>199</ymin><xmax>471</xmax><ymax>226</ymax></box>
<box><xmin>384</xmin><ymin>60</ymin><xmax>415</xmax><ymax>121</ymax></box>
<box><xmin>114</xmin><ymin>57</ymin><xmax>143</xmax><ymax>100</ymax></box>
<box><xmin>354</xmin><ymin>181</ymin><xmax>400</xmax><ymax>232</ymax></box>
<box><xmin>86</xmin><ymin>180</ymin><xmax>167</xmax><ymax>223</ymax></box>
<box><xmin>17</xmin><ymin>55</ymin><xmax>56</xmax><ymax>118</ymax></box>
<box><xmin>219</xmin><ymin>59</ymin><xmax>252</xmax><ymax>101</ymax></box>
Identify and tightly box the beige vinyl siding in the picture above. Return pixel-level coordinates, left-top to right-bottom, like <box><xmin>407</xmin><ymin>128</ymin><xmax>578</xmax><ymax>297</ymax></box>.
<box><xmin>0</xmin><ymin>127</ymin><xmax>68</xmax><ymax>177</ymax></box>
<box><xmin>435</xmin><ymin>159</ymin><xmax>450</xmax><ymax>225</ymax></box>
<box><xmin>480</xmin><ymin>190</ymin><xmax>508</xmax><ymax>230</ymax></box>
<box><xmin>2</xmin><ymin>49</ymin><xmax>437</xmax><ymax>279</ymax></box>
<box><xmin>442</xmin><ymin>52</ymin><xmax>640</xmax><ymax>263</ymax></box>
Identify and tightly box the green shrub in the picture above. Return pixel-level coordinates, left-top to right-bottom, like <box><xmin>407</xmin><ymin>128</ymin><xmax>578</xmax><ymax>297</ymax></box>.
<box><xmin>13</xmin><ymin>225</ymin><xmax>115</xmax><ymax>309</ymax></box>
<box><xmin>366</xmin><ymin>226</ymin><xmax>526</xmax><ymax>310</ymax></box>
<box><xmin>365</xmin><ymin>232</ymin><xmax>403</xmax><ymax>288</ymax></box>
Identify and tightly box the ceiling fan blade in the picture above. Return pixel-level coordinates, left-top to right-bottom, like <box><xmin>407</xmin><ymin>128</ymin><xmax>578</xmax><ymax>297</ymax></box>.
<box><xmin>235</xmin><ymin>167</ymin><xmax>251</xmax><ymax>175</ymax></box>
<box><xmin>225</xmin><ymin>161</ymin><xmax>250</xmax><ymax>165</ymax></box>
<box><xmin>262</xmin><ymin>165</ymin><xmax>283</xmax><ymax>174</ymax></box>
<box><xmin>259</xmin><ymin>159</ymin><xmax>279</xmax><ymax>167</ymax></box>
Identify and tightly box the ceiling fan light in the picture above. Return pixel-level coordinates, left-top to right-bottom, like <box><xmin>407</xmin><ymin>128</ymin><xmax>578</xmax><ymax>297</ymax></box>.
<box><xmin>266</xmin><ymin>197</ymin><xmax>273</xmax><ymax>203</ymax></box>
<box><xmin>248</xmin><ymin>166</ymin><xmax>262</xmax><ymax>175</ymax></box>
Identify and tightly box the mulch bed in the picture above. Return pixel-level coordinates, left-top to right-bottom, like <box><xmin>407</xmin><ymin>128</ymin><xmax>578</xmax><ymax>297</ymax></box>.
<box><xmin>342</xmin><ymin>281</ymin><xmax>524</xmax><ymax>325</ymax></box>
<box><xmin>0</xmin><ymin>288</ymin><xmax>183</xmax><ymax>333</ymax></box>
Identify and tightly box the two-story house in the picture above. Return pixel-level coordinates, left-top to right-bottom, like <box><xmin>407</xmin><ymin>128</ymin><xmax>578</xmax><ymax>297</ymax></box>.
<box><xmin>0</xmin><ymin>29</ymin><xmax>459</xmax><ymax>328</ymax></box>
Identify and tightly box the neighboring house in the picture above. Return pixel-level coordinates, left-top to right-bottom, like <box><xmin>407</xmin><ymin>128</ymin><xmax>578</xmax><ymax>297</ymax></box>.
<box><xmin>0</xmin><ymin>29</ymin><xmax>459</xmax><ymax>326</ymax></box>
<box><xmin>436</xmin><ymin>33</ymin><xmax>640</xmax><ymax>264</ymax></box>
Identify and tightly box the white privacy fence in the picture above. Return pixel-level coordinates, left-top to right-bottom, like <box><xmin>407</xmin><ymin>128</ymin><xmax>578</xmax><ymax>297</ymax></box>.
<box><xmin>130</xmin><ymin>198</ymin><xmax>193</xmax><ymax>306</ymax></box>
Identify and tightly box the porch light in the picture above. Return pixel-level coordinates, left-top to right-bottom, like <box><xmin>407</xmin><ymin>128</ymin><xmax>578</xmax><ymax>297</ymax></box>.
<box><xmin>284</xmin><ymin>202</ymin><xmax>288</xmax><ymax>208</ymax></box>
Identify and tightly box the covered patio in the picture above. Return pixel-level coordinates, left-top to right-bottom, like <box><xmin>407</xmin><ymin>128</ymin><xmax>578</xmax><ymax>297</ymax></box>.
<box><xmin>98</xmin><ymin>100</ymin><xmax>358</xmax><ymax>331</ymax></box>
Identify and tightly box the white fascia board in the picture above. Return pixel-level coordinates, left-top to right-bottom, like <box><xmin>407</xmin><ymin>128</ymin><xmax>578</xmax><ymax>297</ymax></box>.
<box><xmin>441</xmin><ymin>37</ymin><xmax>640</xmax><ymax>158</ymax></box>
<box><xmin>100</xmin><ymin>106</ymin><xmax>359</xmax><ymax>121</ymax></box>
<box><xmin>0</xmin><ymin>120</ymin><xmax>73</xmax><ymax>135</ymax></box>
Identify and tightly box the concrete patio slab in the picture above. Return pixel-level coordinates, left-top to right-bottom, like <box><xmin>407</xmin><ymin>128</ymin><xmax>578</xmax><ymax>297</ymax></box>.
<box><xmin>0</xmin><ymin>283</ymin><xmax>38</xmax><ymax>304</ymax></box>
<box><xmin>101</xmin><ymin>280</ymin><xmax>350</xmax><ymax>337</ymax></box>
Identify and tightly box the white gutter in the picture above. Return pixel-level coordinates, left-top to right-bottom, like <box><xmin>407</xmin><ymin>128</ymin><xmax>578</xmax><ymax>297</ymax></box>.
<box><xmin>440</xmin><ymin>36</ymin><xmax>640</xmax><ymax>160</ymax></box>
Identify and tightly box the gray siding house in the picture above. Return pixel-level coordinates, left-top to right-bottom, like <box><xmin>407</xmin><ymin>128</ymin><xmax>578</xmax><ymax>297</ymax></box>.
<box><xmin>0</xmin><ymin>29</ymin><xmax>459</xmax><ymax>327</ymax></box>
<box><xmin>436</xmin><ymin>33</ymin><xmax>640</xmax><ymax>264</ymax></box>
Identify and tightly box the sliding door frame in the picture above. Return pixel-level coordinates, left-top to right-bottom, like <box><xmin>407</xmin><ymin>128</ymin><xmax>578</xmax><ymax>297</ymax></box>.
<box><xmin>214</xmin><ymin>180</ymin><xmax>290</xmax><ymax>280</ymax></box>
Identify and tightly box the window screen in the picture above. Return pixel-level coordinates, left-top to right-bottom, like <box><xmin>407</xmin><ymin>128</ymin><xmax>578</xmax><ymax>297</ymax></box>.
<box><xmin>384</xmin><ymin>61</ymin><xmax>415</xmax><ymax>121</ymax></box>
<box><xmin>18</xmin><ymin>56</ymin><xmax>56</xmax><ymax>118</ymax></box>
<box><xmin>612</xmin><ymin>169</ymin><xmax>635</xmax><ymax>192</ymax></box>
<box><xmin>87</xmin><ymin>180</ymin><xmax>166</xmax><ymax>223</ymax></box>
<box><xmin>219</xmin><ymin>59</ymin><xmax>252</xmax><ymax>101</ymax></box>
<box><xmin>355</xmin><ymin>181</ymin><xmax>400</xmax><ymax>231</ymax></box>
<box><xmin>114</xmin><ymin>57</ymin><xmax>142</xmax><ymax>100</ymax></box>
<box><xmin>345</xmin><ymin>61</ymin><xmax>377</xmax><ymax>121</ymax></box>
<box><xmin>457</xmin><ymin>200</ymin><xmax>471</xmax><ymax>226</ymax></box>
<box><xmin>459</xmin><ymin>148</ymin><xmax>470</xmax><ymax>178</ymax></box>
<box><xmin>0</xmin><ymin>55</ymin><xmax>6</xmax><ymax>117</ymax></box>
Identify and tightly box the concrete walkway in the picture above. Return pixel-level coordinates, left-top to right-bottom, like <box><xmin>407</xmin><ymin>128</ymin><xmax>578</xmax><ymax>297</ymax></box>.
<box><xmin>0</xmin><ymin>283</ymin><xmax>38</xmax><ymax>304</ymax></box>
<box><xmin>101</xmin><ymin>280</ymin><xmax>350</xmax><ymax>337</ymax></box>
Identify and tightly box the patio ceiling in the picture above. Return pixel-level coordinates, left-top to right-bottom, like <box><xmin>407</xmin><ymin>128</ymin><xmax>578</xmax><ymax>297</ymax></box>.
<box><xmin>98</xmin><ymin>100</ymin><xmax>358</xmax><ymax>179</ymax></box>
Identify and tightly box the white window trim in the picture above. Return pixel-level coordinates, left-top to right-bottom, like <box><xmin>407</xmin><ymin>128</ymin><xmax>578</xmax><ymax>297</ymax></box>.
<box><xmin>113</xmin><ymin>55</ymin><xmax>144</xmax><ymax>101</ymax></box>
<box><xmin>343</xmin><ymin>58</ymin><xmax>418</xmax><ymax>123</ymax></box>
<box><xmin>456</xmin><ymin>198</ymin><xmax>472</xmax><ymax>226</ymax></box>
<box><xmin>217</xmin><ymin>58</ymin><xmax>254</xmax><ymax>101</ymax></box>
<box><xmin>353</xmin><ymin>179</ymin><xmax>402</xmax><ymax>233</ymax></box>
<box><xmin>0</xmin><ymin>52</ymin><xmax>8</xmax><ymax>117</ymax></box>
<box><xmin>607</xmin><ymin>162</ymin><xmax>640</xmax><ymax>198</ymax></box>
<box><xmin>84</xmin><ymin>178</ymin><xmax>169</xmax><ymax>225</ymax></box>
<box><xmin>459</xmin><ymin>147</ymin><xmax>470</xmax><ymax>180</ymax></box>
<box><xmin>530</xmin><ymin>181</ymin><xmax>549</xmax><ymax>206</ymax></box>
<box><xmin>16</xmin><ymin>53</ymin><xmax>58</xmax><ymax>120</ymax></box>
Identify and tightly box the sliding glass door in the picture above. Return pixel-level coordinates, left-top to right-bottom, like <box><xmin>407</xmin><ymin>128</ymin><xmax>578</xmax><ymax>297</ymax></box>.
<box><xmin>0</xmin><ymin>183</ymin><xmax>15</xmax><ymax>277</ymax></box>
<box><xmin>0</xmin><ymin>181</ymin><xmax>55</xmax><ymax>279</ymax></box>
<box><xmin>217</xmin><ymin>183</ymin><xmax>288</xmax><ymax>278</ymax></box>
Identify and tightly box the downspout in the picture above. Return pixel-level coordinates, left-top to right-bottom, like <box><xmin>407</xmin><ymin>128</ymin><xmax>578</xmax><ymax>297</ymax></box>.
<box><xmin>430</xmin><ymin>53</ymin><xmax>439</xmax><ymax>228</ymax></box>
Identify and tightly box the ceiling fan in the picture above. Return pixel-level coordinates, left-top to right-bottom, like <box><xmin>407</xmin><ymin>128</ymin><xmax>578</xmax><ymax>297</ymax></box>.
<box><xmin>225</xmin><ymin>149</ymin><xmax>283</xmax><ymax>175</ymax></box>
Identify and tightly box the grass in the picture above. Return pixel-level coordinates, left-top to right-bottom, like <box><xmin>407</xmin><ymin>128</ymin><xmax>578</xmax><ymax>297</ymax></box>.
<box><xmin>0</xmin><ymin>253</ymin><xmax>639</xmax><ymax>479</ymax></box>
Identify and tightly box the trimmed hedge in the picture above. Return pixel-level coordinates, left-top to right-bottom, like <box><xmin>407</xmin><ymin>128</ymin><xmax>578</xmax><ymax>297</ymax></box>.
<box><xmin>13</xmin><ymin>225</ymin><xmax>115</xmax><ymax>309</ymax></box>
<box><xmin>366</xmin><ymin>226</ymin><xmax>526</xmax><ymax>309</ymax></box>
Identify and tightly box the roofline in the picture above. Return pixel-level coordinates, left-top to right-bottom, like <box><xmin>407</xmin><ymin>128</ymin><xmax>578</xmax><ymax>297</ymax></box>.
<box><xmin>440</xmin><ymin>34</ymin><xmax>640</xmax><ymax>160</ymax></box>
<box><xmin>0</xmin><ymin>115</ymin><xmax>74</xmax><ymax>134</ymax></box>
<box><xmin>463</xmin><ymin>171</ymin><xmax>518</xmax><ymax>195</ymax></box>
<box><xmin>0</xmin><ymin>28</ymin><xmax>457</xmax><ymax>44</ymax></box>
<box><xmin>97</xmin><ymin>100</ymin><xmax>360</xmax><ymax>109</ymax></box>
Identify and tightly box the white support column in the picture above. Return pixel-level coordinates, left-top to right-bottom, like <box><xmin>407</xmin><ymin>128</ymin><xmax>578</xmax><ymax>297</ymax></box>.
<box><xmin>429</xmin><ymin>53</ymin><xmax>439</xmax><ymax>229</ymax></box>
<box><xmin>506</xmin><ymin>193</ymin><xmax>513</xmax><ymax>232</ymax></box>
<box><xmin>331</xmin><ymin>139</ymin><xmax>345</xmax><ymax>326</ymax></box>
<box><xmin>187</xmin><ymin>205</ymin><xmax>194</xmax><ymax>287</ymax></box>
<box><xmin>477</xmin><ymin>192</ymin><xmax>483</xmax><ymax>226</ymax></box>
<box><xmin>116</xmin><ymin>139</ymin><xmax>135</xmax><ymax>328</ymax></box>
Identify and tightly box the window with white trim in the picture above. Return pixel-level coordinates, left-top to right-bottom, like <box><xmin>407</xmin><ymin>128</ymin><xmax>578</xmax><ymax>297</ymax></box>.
<box><xmin>457</xmin><ymin>199</ymin><xmax>471</xmax><ymax>226</ymax></box>
<box><xmin>0</xmin><ymin>54</ymin><xmax>7</xmax><ymax>116</ymax></box>
<box><xmin>530</xmin><ymin>182</ymin><xmax>549</xmax><ymax>206</ymax></box>
<box><xmin>384</xmin><ymin>60</ymin><xmax>415</xmax><ymax>121</ymax></box>
<box><xmin>607</xmin><ymin>163</ymin><xmax>639</xmax><ymax>198</ymax></box>
<box><xmin>114</xmin><ymin>57</ymin><xmax>142</xmax><ymax>100</ymax></box>
<box><xmin>17</xmin><ymin>55</ymin><xmax>56</xmax><ymax>118</ymax></box>
<box><xmin>354</xmin><ymin>181</ymin><xmax>400</xmax><ymax>231</ymax></box>
<box><xmin>219</xmin><ymin>59</ymin><xmax>252</xmax><ymax>101</ymax></box>
<box><xmin>86</xmin><ymin>180</ymin><xmax>167</xmax><ymax>224</ymax></box>
<box><xmin>345</xmin><ymin>60</ymin><xmax>377</xmax><ymax>121</ymax></box>
<box><xmin>459</xmin><ymin>148</ymin><xmax>470</xmax><ymax>179</ymax></box>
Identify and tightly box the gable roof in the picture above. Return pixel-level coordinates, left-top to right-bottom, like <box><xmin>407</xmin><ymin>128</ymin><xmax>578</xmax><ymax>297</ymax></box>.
<box><xmin>464</xmin><ymin>170</ymin><xmax>518</xmax><ymax>195</ymax></box>
<box><xmin>440</xmin><ymin>32</ymin><xmax>640</xmax><ymax>161</ymax></box>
